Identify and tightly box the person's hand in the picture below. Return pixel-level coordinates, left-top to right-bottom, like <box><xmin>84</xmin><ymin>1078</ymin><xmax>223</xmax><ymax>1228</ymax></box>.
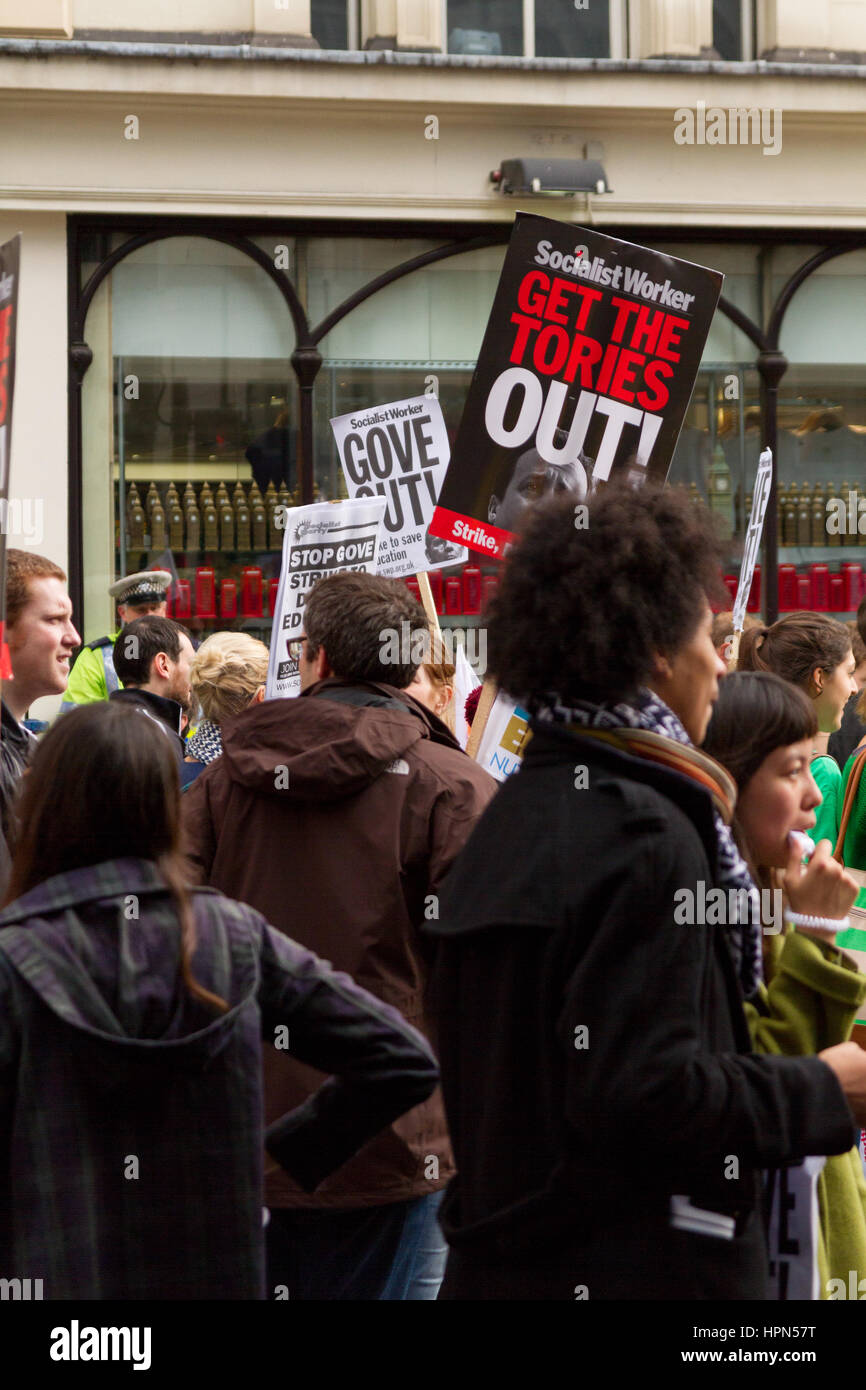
<box><xmin>783</xmin><ymin>835</ymin><xmax>858</xmax><ymax>930</ymax></box>
<box><xmin>819</xmin><ymin>1042</ymin><xmax>866</xmax><ymax>1125</ymax></box>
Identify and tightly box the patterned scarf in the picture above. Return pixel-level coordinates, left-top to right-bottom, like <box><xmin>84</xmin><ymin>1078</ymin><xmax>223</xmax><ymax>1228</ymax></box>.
<box><xmin>534</xmin><ymin>688</ymin><xmax>763</xmax><ymax>998</ymax></box>
<box><xmin>185</xmin><ymin>718</ymin><xmax>222</xmax><ymax>766</ymax></box>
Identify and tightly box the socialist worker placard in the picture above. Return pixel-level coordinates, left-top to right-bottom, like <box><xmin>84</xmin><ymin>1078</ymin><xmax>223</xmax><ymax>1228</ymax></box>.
<box><xmin>428</xmin><ymin>213</ymin><xmax>724</xmax><ymax>561</ymax></box>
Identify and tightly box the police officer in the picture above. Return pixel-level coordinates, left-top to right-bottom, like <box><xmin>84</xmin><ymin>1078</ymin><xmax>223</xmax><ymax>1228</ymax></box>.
<box><xmin>61</xmin><ymin>570</ymin><xmax>172</xmax><ymax>710</ymax></box>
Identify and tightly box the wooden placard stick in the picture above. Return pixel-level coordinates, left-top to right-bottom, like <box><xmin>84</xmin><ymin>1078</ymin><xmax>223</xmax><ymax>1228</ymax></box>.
<box><xmin>466</xmin><ymin>677</ymin><xmax>498</xmax><ymax>760</ymax></box>
<box><xmin>415</xmin><ymin>571</ymin><xmax>446</xmax><ymax>665</ymax></box>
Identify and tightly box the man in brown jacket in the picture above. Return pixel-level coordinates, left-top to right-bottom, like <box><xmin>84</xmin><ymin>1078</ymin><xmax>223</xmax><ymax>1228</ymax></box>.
<box><xmin>182</xmin><ymin>572</ymin><xmax>496</xmax><ymax>1300</ymax></box>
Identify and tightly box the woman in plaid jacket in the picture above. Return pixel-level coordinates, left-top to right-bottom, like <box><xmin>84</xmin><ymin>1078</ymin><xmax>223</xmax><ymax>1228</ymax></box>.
<box><xmin>0</xmin><ymin>702</ymin><xmax>438</xmax><ymax>1300</ymax></box>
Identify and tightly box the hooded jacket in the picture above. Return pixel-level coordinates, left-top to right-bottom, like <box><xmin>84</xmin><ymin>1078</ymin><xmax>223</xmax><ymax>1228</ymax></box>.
<box><xmin>182</xmin><ymin>678</ymin><xmax>497</xmax><ymax>1209</ymax></box>
<box><xmin>424</xmin><ymin>722</ymin><xmax>857</xmax><ymax>1300</ymax></box>
<box><xmin>0</xmin><ymin>858</ymin><xmax>439</xmax><ymax>1299</ymax></box>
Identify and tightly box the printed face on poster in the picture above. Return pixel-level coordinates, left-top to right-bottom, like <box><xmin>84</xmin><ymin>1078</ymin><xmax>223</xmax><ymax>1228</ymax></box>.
<box><xmin>265</xmin><ymin>497</ymin><xmax>387</xmax><ymax>700</ymax></box>
<box><xmin>428</xmin><ymin>212</ymin><xmax>724</xmax><ymax>560</ymax></box>
<box><xmin>330</xmin><ymin>394</ymin><xmax>467</xmax><ymax>578</ymax></box>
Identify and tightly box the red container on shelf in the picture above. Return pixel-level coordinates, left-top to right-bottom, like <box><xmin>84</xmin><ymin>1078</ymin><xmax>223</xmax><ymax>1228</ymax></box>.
<box><xmin>241</xmin><ymin>566</ymin><xmax>263</xmax><ymax>618</ymax></box>
<box><xmin>747</xmin><ymin>564</ymin><xmax>761</xmax><ymax>613</ymax></box>
<box><xmin>462</xmin><ymin>564</ymin><xmax>482</xmax><ymax>615</ymax></box>
<box><xmin>778</xmin><ymin>564</ymin><xmax>798</xmax><ymax>611</ymax></box>
<box><xmin>163</xmin><ymin>587</ymin><xmax>173</xmax><ymax>618</ymax></box>
<box><xmin>268</xmin><ymin>578</ymin><xmax>280</xmax><ymax>618</ymax></box>
<box><xmin>796</xmin><ymin>574</ymin><xmax>810</xmax><ymax>609</ymax></box>
<box><xmin>195</xmin><ymin>567</ymin><xmax>216</xmax><ymax>619</ymax></box>
<box><xmin>220</xmin><ymin>579</ymin><xmax>237</xmax><ymax>619</ymax></box>
<box><xmin>810</xmin><ymin>563</ymin><xmax>830</xmax><ymax>612</ymax></box>
<box><xmin>842</xmin><ymin>562</ymin><xmax>862</xmax><ymax>611</ymax></box>
<box><xmin>174</xmin><ymin>579</ymin><xmax>191</xmax><ymax>621</ymax></box>
<box><xmin>444</xmin><ymin>577</ymin><xmax>462</xmax><ymax>615</ymax></box>
<box><xmin>427</xmin><ymin>569</ymin><xmax>444</xmax><ymax>615</ymax></box>
<box><xmin>829</xmin><ymin>573</ymin><xmax>845</xmax><ymax>612</ymax></box>
<box><xmin>405</xmin><ymin>577</ymin><xmax>421</xmax><ymax>604</ymax></box>
<box><xmin>482</xmin><ymin>575</ymin><xmax>499</xmax><ymax>607</ymax></box>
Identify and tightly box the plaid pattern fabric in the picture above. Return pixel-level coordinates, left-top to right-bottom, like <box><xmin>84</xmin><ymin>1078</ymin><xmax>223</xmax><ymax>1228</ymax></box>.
<box><xmin>0</xmin><ymin>858</ymin><xmax>437</xmax><ymax>1300</ymax></box>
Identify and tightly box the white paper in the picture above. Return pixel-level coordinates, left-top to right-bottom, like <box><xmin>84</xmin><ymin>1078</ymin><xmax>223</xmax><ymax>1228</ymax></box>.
<box><xmin>330</xmin><ymin>394</ymin><xmax>467</xmax><ymax>579</ymax></box>
<box><xmin>265</xmin><ymin>497</ymin><xmax>387</xmax><ymax>700</ymax></box>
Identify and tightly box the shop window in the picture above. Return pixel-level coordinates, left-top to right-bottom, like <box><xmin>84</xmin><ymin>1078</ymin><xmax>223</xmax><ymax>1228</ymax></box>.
<box><xmin>713</xmin><ymin>0</ymin><xmax>745</xmax><ymax>60</ymax></box>
<box><xmin>311</xmin><ymin>0</ymin><xmax>356</xmax><ymax>49</ymax></box>
<box><xmin>535</xmin><ymin>0</ymin><xmax>610</xmax><ymax>58</ymax></box>
<box><xmin>81</xmin><ymin>237</ymin><xmax>296</xmax><ymax>644</ymax></box>
<box><xmin>447</xmin><ymin>0</ymin><xmax>522</xmax><ymax>56</ymax></box>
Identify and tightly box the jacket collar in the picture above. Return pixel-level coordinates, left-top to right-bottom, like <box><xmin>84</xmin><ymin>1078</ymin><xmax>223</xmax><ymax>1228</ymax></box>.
<box><xmin>527</xmin><ymin>719</ymin><xmax>720</xmax><ymax>878</ymax></box>
<box><xmin>0</xmin><ymin>857</ymin><xmax>174</xmax><ymax>927</ymax></box>
<box><xmin>303</xmin><ymin>678</ymin><xmax>460</xmax><ymax>750</ymax></box>
<box><xmin>110</xmin><ymin>686</ymin><xmax>183</xmax><ymax>736</ymax></box>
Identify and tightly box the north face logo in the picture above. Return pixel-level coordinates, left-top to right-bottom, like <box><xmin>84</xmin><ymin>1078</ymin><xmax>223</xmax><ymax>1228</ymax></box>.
<box><xmin>385</xmin><ymin>758</ymin><xmax>410</xmax><ymax>775</ymax></box>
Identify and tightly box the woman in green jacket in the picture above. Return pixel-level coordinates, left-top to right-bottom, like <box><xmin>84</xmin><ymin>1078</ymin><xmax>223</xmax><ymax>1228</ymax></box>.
<box><xmin>738</xmin><ymin>612</ymin><xmax>857</xmax><ymax>846</ymax></box>
<box><xmin>703</xmin><ymin>671</ymin><xmax>863</xmax><ymax>1298</ymax></box>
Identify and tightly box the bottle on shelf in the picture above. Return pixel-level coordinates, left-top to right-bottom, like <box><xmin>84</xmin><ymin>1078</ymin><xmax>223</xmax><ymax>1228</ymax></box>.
<box><xmin>183</xmin><ymin>481</ymin><xmax>196</xmax><ymax>509</ymax></box>
<box><xmin>145</xmin><ymin>482</ymin><xmax>160</xmax><ymax>519</ymax></box>
<box><xmin>202</xmin><ymin>492</ymin><xmax>219</xmax><ymax>550</ymax></box>
<box><xmin>168</xmin><ymin>493</ymin><xmax>185</xmax><ymax>551</ymax></box>
<box><xmin>150</xmin><ymin>493</ymin><xmax>167</xmax><ymax>551</ymax></box>
<box><xmin>783</xmin><ymin>492</ymin><xmax>798</xmax><ymax>546</ymax></box>
<box><xmin>811</xmin><ymin>484</ymin><xmax>825</xmax><ymax>546</ymax></box>
<box><xmin>708</xmin><ymin>444</ymin><xmax>733</xmax><ymax>542</ymax></box>
<box><xmin>215</xmin><ymin>481</ymin><xmax>231</xmax><ymax>510</ymax></box>
<box><xmin>185</xmin><ymin>494</ymin><xmax>201</xmax><ymax>552</ymax></box>
<box><xmin>235</xmin><ymin>487</ymin><xmax>251</xmax><ymax>550</ymax></box>
<box><xmin>251</xmin><ymin>491</ymin><xmax>267</xmax><ymax>550</ymax></box>
<box><xmin>165</xmin><ymin>482</ymin><xmax>180</xmax><ymax>510</ymax></box>
<box><xmin>278</xmin><ymin>482</ymin><xmax>291</xmax><ymax>512</ymax></box>
<box><xmin>796</xmin><ymin>490</ymin><xmax>811</xmax><ymax>546</ymax></box>
<box><xmin>219</xmin><ymin>497</ymin><xmax>235</xmax><ymax>550</ymax></box>
<box><xmin>827</xmin><ymin>479</ymin><xmax>842</xmax><ymax>546</ymax></box>
<box><xmin>267</xmin><ymin>489</ymin><xmax>282</xmax><ymax>550</ymax></box>
<box><xmin>128</xmin><ymin>487</ymin><xmax>146</xmax><ymax>551</ymax></box>
<box><xmin>199</xmin><ymin>482</ymin><xmax>214</xmax><ymax>511</ymax></box>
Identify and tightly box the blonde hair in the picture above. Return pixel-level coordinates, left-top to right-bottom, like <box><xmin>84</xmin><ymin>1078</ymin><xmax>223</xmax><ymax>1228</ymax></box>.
<box><xmin>190</xmin><ymin>631</ymin><xmax>269</xmax><ymax>724</ymax></box>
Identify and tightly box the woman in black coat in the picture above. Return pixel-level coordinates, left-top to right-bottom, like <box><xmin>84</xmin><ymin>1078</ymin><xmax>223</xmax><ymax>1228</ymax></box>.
<box><xmin>426</xmin><ymin>483</ymin><xmax>866</xmax><ymax>1301</ymax></box>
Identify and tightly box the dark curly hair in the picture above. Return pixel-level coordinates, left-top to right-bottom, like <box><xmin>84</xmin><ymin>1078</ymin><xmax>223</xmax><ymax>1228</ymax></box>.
<box><xmin>486</xmin><ymin>484</ymin><xmax>725</xmax><ymax>705</ymax></box>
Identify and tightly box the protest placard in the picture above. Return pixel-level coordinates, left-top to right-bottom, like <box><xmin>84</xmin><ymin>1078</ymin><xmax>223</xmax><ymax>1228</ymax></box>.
<box><xmin>473</xmin><ymin>689</ymin><xmax>533</xmax><ymax>782</ymax></box>
<box><xmin>730</xmin><ymin>448</ymin><xmax>773</xmax><ymax>659</ymax></box>
<box><xmin>265</xmin><ymin>497</ymin><xmax>387</xmax><ymax>699</ymax></box>
<box><xmin>330</xmin><ymin>393</ymin><xmax>466</xmax><ymax>578</ymax></box>
<box><xmin>0</xmin><ymin>235</ymin><xmax>20</xmax><ymax>679</ymax></box>
<box><xmin>429</xmin><ymin>212</ymin><xmax>724</xmax><ymax>560</ymax></box>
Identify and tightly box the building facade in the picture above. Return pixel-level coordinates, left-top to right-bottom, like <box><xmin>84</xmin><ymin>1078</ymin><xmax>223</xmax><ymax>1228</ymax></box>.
<box><xmin>2</xmin><ymin>0</ymin><xmax>866</xmax><ymax>697</ymax></box>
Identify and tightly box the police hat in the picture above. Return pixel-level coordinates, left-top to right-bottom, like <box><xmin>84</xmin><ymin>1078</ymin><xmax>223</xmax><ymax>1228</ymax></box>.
<box><xmin>109</xmin><ymin>570</ymin><xmax>172</xmax><ymax>607</ymax></box>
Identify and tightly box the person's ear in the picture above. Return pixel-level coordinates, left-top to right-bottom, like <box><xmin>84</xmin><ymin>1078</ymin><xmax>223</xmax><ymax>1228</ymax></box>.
<box><xmin>252</xmin><ymin>684</ymin><xmax>265</xmax><ymax>705</ymax></box>
<box><xmin>314</xmin><ymin>646</ymin><xmax>333</xmax><ymax>681</ymax></box>
<box><xmin>811</xmin><ymin>666</ymin><xmax>825</xmax><ymax>695</ymax></box>
<box><xmin>488</xmin><ymin>496</ymin><xmax>500</xmax><ymax>523</ymax></box>
<box><xmin>436</xmin><ymin>687</ymin><xmax>453</xmax><ymax>716</ymax></box>
<box><xmin>650</xmin><ymin>651</ymin><xmax>673</xmax><ymax>683</ymax></box>
<box><xmin>152</xmin><ymin>651</ymin><xmax>170</xmax><ymax>681</ymax></box>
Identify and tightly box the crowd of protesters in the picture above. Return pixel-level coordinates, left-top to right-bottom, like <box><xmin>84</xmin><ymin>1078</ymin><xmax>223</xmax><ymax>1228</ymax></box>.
<box><xmin>4</xmin><ymin>488</ymin><xmax>866</xmax><ymax>1302</ymax></box>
